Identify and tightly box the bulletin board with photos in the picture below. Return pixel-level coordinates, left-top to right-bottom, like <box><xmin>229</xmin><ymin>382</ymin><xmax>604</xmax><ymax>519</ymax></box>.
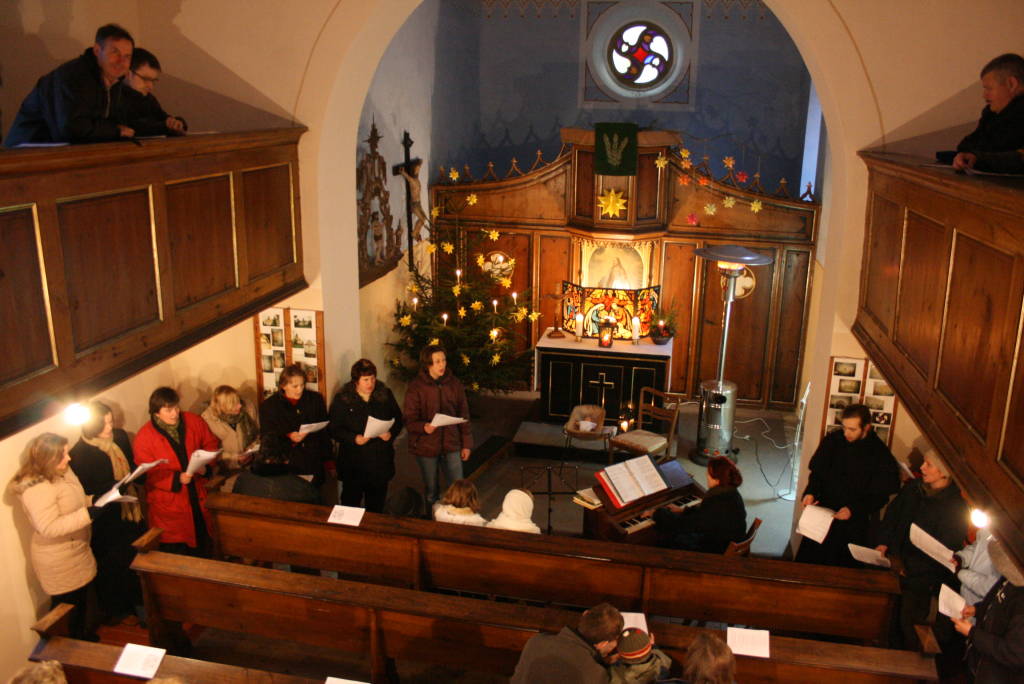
<box><xmin>254</xmin><ymin>307</ymin><xmax>326</xmax><ymax>402</ymax></box>
<box><xmin>823</xmin><ymin>356</ymin><xmax>899</xmax><ymax>446</ymax></box>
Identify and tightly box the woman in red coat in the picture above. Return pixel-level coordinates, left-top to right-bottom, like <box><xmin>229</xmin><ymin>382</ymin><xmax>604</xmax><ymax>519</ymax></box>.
<box><xmin>133</xmin><ymin>387</ymin><xmax>219</xmax><ymax>556</ymax></box>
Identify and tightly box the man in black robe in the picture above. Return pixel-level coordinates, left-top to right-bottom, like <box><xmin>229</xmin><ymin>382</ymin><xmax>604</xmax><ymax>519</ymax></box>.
<box><xmin>796</xmin><ymin>404</ymin><xmax>900</xmax><ymax>567</ymax></box>
<box><xmin>5</xmin><ymin>24</ymin><xmax>135</xmax><ymax>147</ymax></box>
<box><xmin>953</xmin><ymin>53</ymin><xmax>1024</xmax><ymax>173</ymax></box>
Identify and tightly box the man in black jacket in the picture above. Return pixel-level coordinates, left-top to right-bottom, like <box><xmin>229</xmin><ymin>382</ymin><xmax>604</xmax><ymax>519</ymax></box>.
<box><xmin>5</xmin><ymin>24</ymin><xmax>136</xmax><ymax>147</ymax></box>
<box><xmin>796</xmin><ymin>404</ymin><xmax>900</xmax><ymax>567</ymax></box>
<box><xmin>122</xmin><ymin>48</ymin><xmax>187</xmax><ymax>137</ymax></box>
<box><xmin>953</xmin><ymin>53</ymin><xmax>1024</xmax><ymax>173</ymax></box>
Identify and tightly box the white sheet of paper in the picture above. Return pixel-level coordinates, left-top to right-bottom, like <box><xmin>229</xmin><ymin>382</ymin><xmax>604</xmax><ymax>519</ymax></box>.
<box><xmin>95</xmin><ymin>482</ymin><xmax>139</xmax><ymax>508</ymax></box>
<box><xmin>796</xmin><ymin>505</ymin><xmax>836</xmax><ymax>544</ymax></box>
<box><xmin>910</xmin><ymin>523</ymin><xmax>957</xmax><ymax>572</ymax></box>
<box><xmin>848</xmin><ymin>543</ymin><xmax>892</xmax><ymax>568</ymax></box>
<box><xmin>113</xmin><ymin>643</ymin><xmax>166</xmax><ymax>679</ymax></box>
<box><xmin>938</xmin><ymin>583</ymin><xmax>967</xmax><ymax>619</ymax></box>
<box><xmin>897</xmin><ymin>459</ymin><xmax>914</xmax><ymax>479</ymax></box>
<box><xmin>621</xmin><ymin>612</ymin><xmax>648</xmax><ymax>633</ymax></box>
<box><xmin>430</xmin><ymin>413</ymin><xmax>467</xmax><ymax>427</ymax></box>
<box><xmin>299</xmin><ymin>421</ymin><xmax>329</xmax><ymax>434</ymax></box>
<box><xmin>327</xmin><ymin>505</ymin><xmax>365</xmax><ymax>527</ymax></box>
<box><xmin>363</xmin><ymin>416</ymin><xmax>395</xmax><ymax>439</ymax></box>
<box><xmin>186</xmin><ymin>449</ymin><xmax>221</xmax><ymax>475</ymax></box>
<box><xmin>578</xmin><ymin>419</ymin><xmax>597</xmax><ymax>432</ymax></box>
<box><xmin>243</xmin><ymin>442</ymin><xmax>261</xmax><ymax>456</ymax></box>
<box><xmin>325</xmin><ymin>678</ymin><xmax>370</xmax><ymax>684</ymax></box>
<box><xmin>121</xmin><ymin>459</ymin><xmax>166</xmax><ymax>486</ymax></box>
<box><xmin>604</xmin><ymin>462</ymin><xmax>644</xmax><ymax>504</ymax></box>
<box><xmin>624</xmin><ymin>456</ymin><xmax>668</xmax><ymax>497</ymax></box>
<box><xmin>727</xmin><ymin>627</ymin><xmax>770</xmax><ymax>658</ymax></box>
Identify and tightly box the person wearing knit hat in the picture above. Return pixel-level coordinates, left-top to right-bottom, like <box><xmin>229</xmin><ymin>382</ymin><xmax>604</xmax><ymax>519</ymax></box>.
<box><xmin>486</xmin><ymin>489</ymin><xmax>541</xmax><ymax>534</ymax></box>
<box><xmin>952</xmin><ymin>536</ymin><xmax>1024</xmax><ymax>682</ymax></box>
<box><xmin>609</xmin><ymin>627</ymin><xmax>671</xmax><ymax>684</ymax></box>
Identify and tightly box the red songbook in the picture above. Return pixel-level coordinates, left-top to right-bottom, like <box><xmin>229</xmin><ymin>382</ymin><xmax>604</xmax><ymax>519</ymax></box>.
<box><xmin>594</xmin><ymin>470</ymin><xmax>625</xmax><ymax>509</ymax></box>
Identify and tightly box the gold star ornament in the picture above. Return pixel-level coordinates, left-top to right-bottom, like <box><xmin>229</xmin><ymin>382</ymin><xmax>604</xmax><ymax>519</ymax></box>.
<box><xmin>597</xmin><ymin>188</ymin><xmax>628</xmax><ymax>219</ymax></box>
<box><xmin>655</xmin><ymin>154</ymin><xmax>668</xmax><ymax>170</ymax></box>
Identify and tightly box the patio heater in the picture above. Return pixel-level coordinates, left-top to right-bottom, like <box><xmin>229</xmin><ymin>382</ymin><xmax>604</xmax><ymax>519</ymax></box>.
<box><xmin>692</xmin><ymin>245</ymin><xmax>773</xmax><ymax>465</ymax></box>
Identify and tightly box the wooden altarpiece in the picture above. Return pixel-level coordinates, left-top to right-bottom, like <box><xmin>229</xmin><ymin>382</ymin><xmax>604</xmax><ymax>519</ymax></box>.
<box><xmin>430</xmin><ymin>128</ymin><xmax>819</xmax><ymax>410</ymax></box>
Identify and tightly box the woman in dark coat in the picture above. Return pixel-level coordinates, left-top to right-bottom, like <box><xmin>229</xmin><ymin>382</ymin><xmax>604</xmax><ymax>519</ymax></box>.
<box><xmin>329</xmin><ymin>358</ymin><xmax>403</xmax><ymax>513</ymax></box>
<box><xmin>69</xmin><ymin>401</ymin><xmax>145</xmax><ymax>622</ymax></box>
<box><xmin>257</xmin><ymin>363</ymin><xmax>332</xmax><ymax>502</ymax></box>
<box><xmin>647</xmin><ymin>456</ymin><xmax>747</xmax><ymax>554</ymax></box>
<box><xmin>876</xmin><ymin>452</ymin><xmax>968</xmax><ymax>651</ymax></box>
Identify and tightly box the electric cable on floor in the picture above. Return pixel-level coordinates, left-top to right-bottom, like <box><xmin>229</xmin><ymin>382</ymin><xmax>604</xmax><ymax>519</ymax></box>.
<box><xmin>734</xmin><ymin>417</ymin><xmax>796</xmax><ymax>500</ymax></box>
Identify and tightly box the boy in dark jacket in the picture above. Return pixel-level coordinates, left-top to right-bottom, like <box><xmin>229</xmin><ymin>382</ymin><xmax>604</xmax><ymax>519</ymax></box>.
<box><xmin>122</xmin><ymin>48</ymin><xmax>187</xmax><ymax>137</ymax></box>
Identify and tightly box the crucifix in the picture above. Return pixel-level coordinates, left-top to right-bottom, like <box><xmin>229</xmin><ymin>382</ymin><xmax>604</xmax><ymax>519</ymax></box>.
<box><xmin>587</xmin><ymin>372</ymin><xmax>616</xmax><ymax>409</ymax></box>
<box><xmin>390</xmin><ymin>131</ymin><xmax>423</xmax><ymax>273</ymax></box>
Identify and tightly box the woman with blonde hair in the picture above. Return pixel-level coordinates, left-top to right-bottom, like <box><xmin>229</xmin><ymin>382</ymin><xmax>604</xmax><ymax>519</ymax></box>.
<box><xmin>11</xmin><ymin>433</ymin><xmax>99</xmax><ymax>639</ymax></box>
<box><xmin>201</xmin><ymin>385</ymin><xmax>259</xmax><ymax>487</ymax></box>
<box><xmin>681</xmin><ymin>630</ymin><xmax>735</xmax><ymax>684</ymax></box>
<box><xmin>433</xmin><ymin>479</ymin><xmax>487</xmax><ymax>526</ymax></box>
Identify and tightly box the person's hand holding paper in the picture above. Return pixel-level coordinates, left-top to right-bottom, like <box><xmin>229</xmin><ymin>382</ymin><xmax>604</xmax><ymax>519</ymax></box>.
<box><xmin>186</xmin><ymin>449</ymin><xmax>220</xmax><ymax>476</ymax></box>
<box><xmin>363</xmin><ymin>416</ymin><xmax>395</xmax><ymax>440</ymax></box>
<box><xmin>796</xmin><ymin>504</ymin><xmax>836</xmax><ymax>543</ymax></box>
<box><xmin>430</xmin><ymin>413</ymin><xmax>467</xmax><ymax>428</ymax></box>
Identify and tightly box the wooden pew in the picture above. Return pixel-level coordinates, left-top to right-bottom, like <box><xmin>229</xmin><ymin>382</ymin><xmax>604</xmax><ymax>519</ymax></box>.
<box><xmin>205</xmin><ymin>491</ymin><xmax>899</xmax><ymax>643</ymax></box>
<box><xmin>131</xmin><ymin>548</ymin><xmax>936</xmax><ymax>683</ymax></box>
<box><xmin>28</xmin><ymin>603</ymin><xmax>318</xmax><ymax>684</ymax></box>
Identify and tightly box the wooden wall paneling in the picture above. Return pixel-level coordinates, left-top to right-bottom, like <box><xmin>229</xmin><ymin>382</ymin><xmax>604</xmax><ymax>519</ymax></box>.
<box><xmin>166</xmin><ymin>175</ymin><xmax>236</xmax><ymax>309</ymax></box>
<box><xmin>243</xmin><ymin>164</ymin><xmax>295</xmax><ymax>279</ymax></box>
<box><xmin>575</xmin><ymin>150</ymin><xmax>594</xmax><ymax>220</ymax></box>
<box><xmin>232</xmin><ymin>171</ymin><xmax>251</xmax><ymax>286</ymax></box>
<box><xmin>892</xmin><ymin>210</ymin><xmax>949</xmax><ymax>380</ymax></box>
<box><xmin>497</xmin><ymin>230</ymin><xmax>531</xmax><ymax>352</ymax></box>
<box><xmin>0</xmin><ymin>206</ymin><xmax>55</xmax><ymax>386</ymax></box>
<box><xmin>861</xmin><ymin>192</ymin><xmax>904</xmax><ymax>335</ymax></box>
<box><xmin>660</xmin><ymin>240</ymin><xmax>698</xmax><ymax>394</ymax></box>
<box><xmin>695</xmin><ymin>245</ymin><xmax>776</xmax><ymax>403</ymax></box>
<box><xmin>936</xmin><ymin>233</ymin><xmax>1018</xmax><ymax>442</ymax></box>
<box><xmin>769</xmin><ymin>248</ymin><xmax>811</xmax><ymax>407</ymax></box>
<box><xmin>636</xmin><ymin>153</ymin><xmax>659</xmax><ymax>221</ymax></box>
<box><xmin>536</xmin><ymin>233</ymin><xmax>572</xmax><ymax>341</ymax></box>
<box><xmin>999</xmin><ymin>317</ymin><xmax>1024</xmax><ymax>490</ymax></box>
<box><xmin>57</xmin><ymin>188</ymin><xmax>160</xmax><ymax>352</ymax></box>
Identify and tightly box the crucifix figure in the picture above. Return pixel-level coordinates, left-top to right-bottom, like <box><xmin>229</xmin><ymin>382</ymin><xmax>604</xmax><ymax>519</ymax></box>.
<box><xmin>587</xmin><ymin>372</ymin><xmax>616</xmax><ymax>409</ymax></box>
<box><xmin>391</xmin><ymin>131</ymin><xmax>428</xmax><ymax>272</ymax></box>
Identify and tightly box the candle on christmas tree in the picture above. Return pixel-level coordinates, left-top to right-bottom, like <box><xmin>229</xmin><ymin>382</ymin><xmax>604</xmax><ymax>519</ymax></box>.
<box><xmin>442</xmin><ymin>313</ymin><xmax>448</xmax><ymax>326</ymax></box>
<box><xmin>492</xmin><ymin>299</ymin><xmax>498</xmax><ymax>313</ymax></box>
<box><xmin>511</xmin><ymin>291</ymin><xmax>518</xmax><ymax>306</ymax></box>
<box><xmin>489</xmin><ymin>328</ymin><xmax>499</xmax><ymax>342</ymax></box>
<box><xmin>412</xmin><ymin>296</ymin><xmax>418</xmax><ymax>311</ymax></box>
<box><xmin>455</xmin><ymin>268</ymin><xmax>462</xmax><ymax>284</ymax></box>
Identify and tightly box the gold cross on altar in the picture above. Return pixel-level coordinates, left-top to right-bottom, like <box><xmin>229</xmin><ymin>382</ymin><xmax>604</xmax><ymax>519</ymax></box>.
<box><xmin>587</xmin><ymin>372</ymin><xmax>616</xmax><ymax>408</ymax></box>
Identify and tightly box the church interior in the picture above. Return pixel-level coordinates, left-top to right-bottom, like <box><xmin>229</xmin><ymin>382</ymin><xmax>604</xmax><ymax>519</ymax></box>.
<box><xmin>2</xmin><ymin>0</ymin><xmax>1024</xmax><ymax>681</ymax></box>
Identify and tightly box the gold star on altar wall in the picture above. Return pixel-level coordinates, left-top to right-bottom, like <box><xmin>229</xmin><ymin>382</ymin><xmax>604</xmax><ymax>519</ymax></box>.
<box><xmin>597</xmin><ymin>188</ymin><xmax>628</xmax><ymax>218</ymax></box>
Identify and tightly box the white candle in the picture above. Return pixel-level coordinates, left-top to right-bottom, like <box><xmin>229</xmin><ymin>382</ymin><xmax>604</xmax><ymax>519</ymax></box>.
<box><xmin>620</xmin><ymin>420</ymin><xmax>629</xmax><ymax>433</ymax></box>
<box><xmin>489</xmin><ymin>328</ymin><xmax>499</xmax><ymax>342</ymax></box>
<box><xmin>492</xmin><ymin>299</ymin><xmax>498</xmax><ymax>313</ymax></box>
<box><xmin>512</xmin><ymin>291</ymin><xmax>517</xmax><ymax>306</ymax></box>
<box><xmin>632</xmin><ymin>316</ymin><xmax>640</xmax><ymax>341</ymax></box>
<box><xmin>412</xmin><ymin>296</ymin><xmax>418</xmax><ymax>311</ymax></box>
<box><xmin>442</xmin><ymin>313</ymin><xmax>448</xmax><ymax>326</ymax></box>
<box><xmin>455</xmin><ymin>269</ymin><xmax>462</xmax><ymax>283</ymax></box>
<box><xmin>575</xmin><ymin>313</ymin><xmax>584</xmax><ymax>338</ymax></box>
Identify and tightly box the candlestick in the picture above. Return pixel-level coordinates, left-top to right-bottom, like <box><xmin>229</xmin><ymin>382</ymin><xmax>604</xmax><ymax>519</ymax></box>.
<box><xmin>631</xmin><ymin>316</ymin><xmax>640</xmax><ymax>345</ymax></box>
<box><xmin>412</xmin><ymin>296</ymin><xmax>418</xmax><ymax>311</ymax></box>
<box><xmin>492</xmin><ymin>299</ymin><xmax>498</xmax><ymax>313</ymax></box>
<box><xmin>575</xmin><ymin>313</ymin><xmax>584</xmax><ymax>341</ymax></box>
<box><xmin>455</xmin><ymin>269</ymin><xmax>462</xmax><ymax>283</ymax></box>
<box><xmin>442</xmin><ymin>313</ymin><xmax>448</xmax><ymax>326</ymax></box>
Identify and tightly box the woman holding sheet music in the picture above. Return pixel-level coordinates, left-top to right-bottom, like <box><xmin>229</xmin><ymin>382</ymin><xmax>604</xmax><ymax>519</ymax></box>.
<box><xmin>646</xmin><ymin>455</ymin><xmax>746</xmax><ymax>554</ymax></box>
<box><xmin>134</xmin><ymin>387</ymin><xmax>220</xmax><ymax>556</ymax></box>
<box><xmin>875</xmin><ymin>453</ymin><xmax>968</xmax><ymax>653</ymax></box>
<box><xmin>329</xmin><ymin>358</ymin><xmax>403</xmax><ymax>513</ymax></box>
<box><xmin>69</xmin><ymin>401</ymin><xmax>145</xmax><ymax>623</ymax></box>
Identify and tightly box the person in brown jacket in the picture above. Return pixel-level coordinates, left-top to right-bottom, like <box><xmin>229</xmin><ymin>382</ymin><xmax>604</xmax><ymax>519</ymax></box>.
<box><xmin>402</xmin><ymin>344</ymin><xmax>473</xmax><ymax>505</ymax></box>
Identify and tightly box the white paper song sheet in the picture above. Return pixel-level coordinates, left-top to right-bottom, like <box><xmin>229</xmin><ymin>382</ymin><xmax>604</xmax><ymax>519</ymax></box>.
<box><xmin>621</xmin><ymin>612</ymin><xmax>649</xmax><ymax>633</ymax></box>
<box><xmin>123</xmin><ymin>459</ymin><xmax>165</xmax><ymax>485</ymax></box>
<box><xmin>299</xmin><ymin>420</ymin><xmax>330</xmax><ymax>434</ymax></box>
<box><xmin>113</xmin><ymin>643</ymin><xmax>166</xmax><ymax>679</ymax></box>
<box><xmin>848</xmin><ymin>543</ymin><xmax>892</xmax><ymax>568</ymax></box>
<box><xmin>726</xmin><ymin>626</ymin><xmax>770</xmax><ymax>658</ymax></box>
<box><xmin>363</xmin><ymin>416</ymin><xmax>395</xmax><ymax>439</ymax></box>
<box><xmin>430</xmin><ymin>413</ymin><xmax>467</xmax><ymax>427</ymax></box>
<box><xmin>910</xmin><ymin>523</ymin><xmax>957</xmax><ymax>572</ymax></box>
<box><xmin>624</xmin><ymin>456</ymin><xmax>668</xmax><ymax>497</ymax></box>
<box><xmin>325</xmin><ymin>677</ymin><xmax>370</xmax><ymax>684</ymax></box>
<box><xmin>796</xmin><ymin>505</ymin><xmax>836</xmax><ymax>544</ymax></box>
<box><xmin>938</xmin><ymin>583</ymin><xmax>967</xmax><ymax>619</ymax></box>
<box><xmin>94</xmin><ymin>482</ymin><xmax>139</xmax><ymax>508</ymax></box>
<box><xmin>603</xmin><ymin>462</ymin><xmax>644</xmax><ymax>504</ymax></box>
<box><xmin>186</xmin><ymin>449</ymin><xmax>220</xmax><ymax>475</ymax></box>
<box><xmin>327</xmin><ymin>505</ymin><xmax>365</xmax><ymax>527</ymax></box>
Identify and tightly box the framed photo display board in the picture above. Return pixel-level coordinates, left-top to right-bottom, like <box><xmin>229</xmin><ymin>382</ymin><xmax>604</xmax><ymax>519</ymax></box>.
<box><xmin>254</xmin><ymin>307</ymin><xmax>326</xmax><ymax>402</ymax></box>
<box><xmin>821</xmin><ymin>356</ymin><xmax>899</xmax><ymax>447</ymax></box>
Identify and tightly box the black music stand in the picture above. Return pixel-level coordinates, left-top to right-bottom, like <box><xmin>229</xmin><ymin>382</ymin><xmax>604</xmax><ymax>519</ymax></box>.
<box><xmin>520</xmin><ymin>461</ymin><xmax>579</xmax><ymax>535</ymax></box>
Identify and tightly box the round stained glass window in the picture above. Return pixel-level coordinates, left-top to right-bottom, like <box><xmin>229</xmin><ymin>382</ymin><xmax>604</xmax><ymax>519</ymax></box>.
<box><xmin>607</xmin><ymin>22</ymin><xmax>673</xmax><ymax>89</ymax></box>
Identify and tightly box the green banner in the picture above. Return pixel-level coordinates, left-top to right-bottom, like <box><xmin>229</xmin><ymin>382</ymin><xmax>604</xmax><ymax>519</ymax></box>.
<box><xmin>594</xmin><ymin>122</ymin><xmax>639</xmax><ymax>176</ymax></box>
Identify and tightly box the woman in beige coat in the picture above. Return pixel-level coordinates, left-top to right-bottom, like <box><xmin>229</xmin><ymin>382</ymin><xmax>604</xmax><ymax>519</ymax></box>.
<box><xmin>201</xmin><ymin>385</ymin><xmax>259</xmax><ymax>491</ymax></box>
<box><xmin>12</xmin><ymin>432</ymin><xmax>98</xmax><ymax>639</ymax></box>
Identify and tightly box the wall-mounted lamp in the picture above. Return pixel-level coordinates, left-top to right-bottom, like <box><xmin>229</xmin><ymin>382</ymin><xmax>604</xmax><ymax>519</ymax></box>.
<box><xmin>971</xmin><ymin>508</ymin><xmax>990</xmax><ymax>528</ymax></box>
<box><xmin>63</xmin><ymin>402</ymin><xmax>90</xmax><ymax>426</ymax></box>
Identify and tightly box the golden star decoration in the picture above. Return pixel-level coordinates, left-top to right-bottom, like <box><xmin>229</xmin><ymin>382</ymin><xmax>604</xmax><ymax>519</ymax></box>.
<box><xmin>441</xmin><ymin>241</ymin><xmax>454</xmax><ymax>254</ymax></box>
<box><xmin>750</xmin><ymin>200</ymin><xmax>764</xmax><ymax>214</ymax></box>
<box><xmin>723</xmin><ymin>196</ymin><xmax>737</xmax><ymax>208</ymax></box>
<box><xmin>680</xmin><ymin>148</ymin><xmax>691</xmax><ymax>159</ymax></box>
<box><xmin>430</xmin><ymin>206</ymin><xmax>440</xmax><ymax>220</ymax></box>
<box><xmin>697</xmin><ymin>177</ymin><xmax>709</xmax><ymax>186</ymax></box>
<box><xmin>597</xmin><ymin>187</ymin><xmax>628</xmax><ymax>218</ymax></box>
<box><xmin>655</xmin><ymin>154</ymin><xmax>668</xmax><ymax>170</ymax></box>
<box><xmin>452</xmin><ymin>284</ymin><xmax>462</xmax><ymax>296</ymax></box>
<box><xmin>723</xmin><ymin>156</ymin><xmax>736</xmax><ymax>169</ymax></box>
<box><xmin>428</xmin><ymin>337</ymin><xmax>440</xmax><ymax>346</ymax></box>
<box><xmin>476</xmin><ymin>254</ymin><xmax>485</xmax><ymax>266</ymax></box>
<box><xmin>426</xmin><ymin>243</ymin><xmax>437</xmax><ymax>254</ymax></box>
<box><xmin>490</xmin><ymin>353</ymin><xmax>501</xmax><ymax>365</ymax></box>
<box><xmin>528</xmin><ymin>311</ymin><xmax>541</xmax><ymax>322</ymax></box>
<box><xmin>704</xmin><ymin>203</ymin><xmax>718</xmax><ymax>216</ymax></box>
<box><xmin>448</xmin><ymin>168</ymin><xmax>459</xmax><ymax>181</ymax></box>
<box><xmin>457</xmin><ymin>306</ymin><xmax>466</xmax><ymax>318</ymax></box>
<box><xmin>681</xmin><ymin>159</ymin><xmax>693</xmax><ymax>170</ymax></box>
<box><xmin>461</xmin><ymin>353</ymin><xmax>470</xmax><ymax>365</ymax></box>
<box><xmin>466</xmin><ymin>193</ymin><xmax>478</xmax><ymax>206</ymax></box>
<box><xmin>471</xmin><ymin>382</ymin><xmax>480</xmax><ymax>391</ymax></box>
<box><xmin>486</xmin><ymin>229</ymin><xmax>500</xmax><ymax>241</ymax></box>
<box><xmin>499</xmin><ymin>276</ymin><xmax>512</xmax><ymax>288</ymax></box>
<box><xmin>471</xmin><ymin>300</ymin><xmax>483</xmax><ymax>311</ymax></box>
<box><xmin>399</xmin><ymin>315</ymin><xmax>412</xmax><ymax>327</ymax></box>
<box><xmin>407</xmin><ymin>283</ymin><xmax>418</xmax><ymax>293</ymax></box>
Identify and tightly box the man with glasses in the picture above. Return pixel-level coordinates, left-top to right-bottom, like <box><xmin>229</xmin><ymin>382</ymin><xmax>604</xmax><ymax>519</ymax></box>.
<box><xmin>122</xmin><ymin>48</ymin><xmax>187</xmax><ymax>137</ymax></box>
<box><xmin>5</xmin><ymin>24</ymin><xmax>135</xmax><ymax>147</ymax></box>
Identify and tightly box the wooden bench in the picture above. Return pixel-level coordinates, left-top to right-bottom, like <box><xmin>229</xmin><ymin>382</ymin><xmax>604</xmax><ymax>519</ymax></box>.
<box><xmin>131</xmin><ymin>548</ymin><xmax>936</xmax><ymax>683</ymax></box>
<box><xmin>205</xmin><ymin>491</ymin><xmax>900</xmax><ymax>643</ymax></box>
<box><xmin>27</xmin><ymin>603</ymin><xmax>319</xmax><ymax>684</ymax></box>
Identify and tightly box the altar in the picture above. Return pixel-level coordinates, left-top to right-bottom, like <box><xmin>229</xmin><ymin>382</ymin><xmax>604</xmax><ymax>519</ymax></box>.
<box><xmin>534</xmin><ymin>328</ymin><xmax>673</xmax><ymax>423</ymax></box>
